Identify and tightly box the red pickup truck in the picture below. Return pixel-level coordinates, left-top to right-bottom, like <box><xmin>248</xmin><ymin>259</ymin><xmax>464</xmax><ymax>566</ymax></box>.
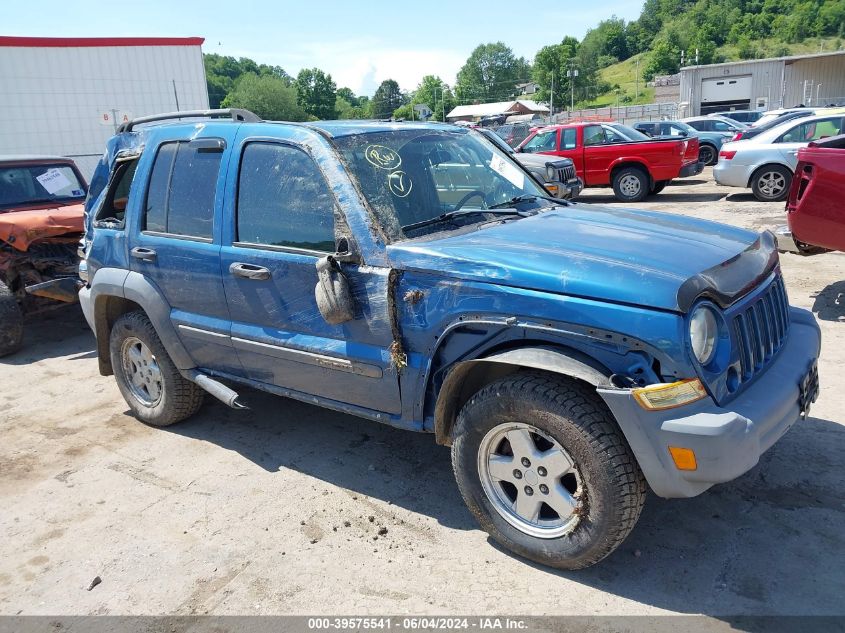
<box><xmin>782</xmin><ymin>134</ymin><xmax>845</xmax><ymax>253</ymax></box>
<box><xmin>517</xmin><ymin>122</ymin><xmax>703</xmax><ymax>202</ymax></box>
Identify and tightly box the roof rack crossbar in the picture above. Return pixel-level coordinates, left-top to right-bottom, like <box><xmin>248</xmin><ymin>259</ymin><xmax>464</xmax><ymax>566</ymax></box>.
<box><xmin>118</xmin><ymin>108</ymin><xmax>261</xmax><ymax>133</ymax></box>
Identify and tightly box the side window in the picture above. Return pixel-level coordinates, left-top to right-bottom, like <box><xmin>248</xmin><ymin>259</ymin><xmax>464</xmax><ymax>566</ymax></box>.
<box><xmin>236</xmin><ymin>143</ymin><xmax>336</xmax><ymax>252</ymax></box>
<box><xmin>583</xmin><ymin>125</ymin><xmax>604</xmax><ymax>146</ymax></box>
<box><xmin>144</xmin><ymin>141</ymin><xmax>221</xmax><ymax>239</ymax></box>
<box><xmin>522</xmin><ymin>130</ymin><xmax>558</xmax><ymax>153</ymax></box>
<box><xmin>95</xmin><ymin>158</ymin><xmax>138</xmax><ymax>227</ymax></box>
<box><xmin>711</xmin><ymin>120</ymin><xmax>732</xmax><ymax>131</ymax></box>
<box><xmin>779</xmin><ymin>118</ymin><xmax>841</xmax><ymax>143</ymax></box>
<box><xmin>687</xmin><ymin>120</ymin><xmax>704</xmax><ymax>131</ymax></box>
<box><xmin>602</xmin><ymin>126</ymin><xmax>626</xmax><ymax>143</ymax></box>
<box><xmin>561</xmin><ymin>128</ymin><xmax>577</xmax><ymax>150</ymax></box>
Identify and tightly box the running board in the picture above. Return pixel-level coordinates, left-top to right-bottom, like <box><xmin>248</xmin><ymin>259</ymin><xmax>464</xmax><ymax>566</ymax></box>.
<box><xmin>182</xmin><ymin>369</ymin><xmax>248</xmax><ymax>410</ymax></box>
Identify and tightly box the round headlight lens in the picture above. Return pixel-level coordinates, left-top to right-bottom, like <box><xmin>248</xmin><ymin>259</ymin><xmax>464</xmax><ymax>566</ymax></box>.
<box><xmin>689</xmin><ymin>305</ymin><xmax>718</xmax><ymax>365</ymax></box>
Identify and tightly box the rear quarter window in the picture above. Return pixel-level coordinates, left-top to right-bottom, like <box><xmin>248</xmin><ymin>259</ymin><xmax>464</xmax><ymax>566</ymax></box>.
<box><xmin>144</xmin><ymin>141</ymin><xmax>222</xmax><ymax>239</ymax></box>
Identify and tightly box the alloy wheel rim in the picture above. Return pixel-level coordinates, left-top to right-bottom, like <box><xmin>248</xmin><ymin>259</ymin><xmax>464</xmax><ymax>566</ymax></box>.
<box><xmin>477</xmin><ymin>422</ymin><xmax>582</xmax><ymax>539</ymax></box>
<box><xmin>121</xmin><ymin>337</ymin><xmax>163</xmax><ymax>407</ymax></box>
<box><xmin>619</xmin><ymin>174</ymin><xmax>641</xmax><ymax>197</ymax></box>
<box><xmin>758</xmin><ymin>171</ymin><xmax>786</xmax><ymax>198</ymax></box>
<box><xmin>700</xmin><ymin>146</ymin><xmax>715</xmax><ymax>164</ymax></box>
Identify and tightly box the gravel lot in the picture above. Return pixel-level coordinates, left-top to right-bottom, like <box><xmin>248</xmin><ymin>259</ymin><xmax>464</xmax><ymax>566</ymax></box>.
<box><xmin>1</xmin><ymin>167</ymin><xmax>843</xmax><ymax>619</ymax></box>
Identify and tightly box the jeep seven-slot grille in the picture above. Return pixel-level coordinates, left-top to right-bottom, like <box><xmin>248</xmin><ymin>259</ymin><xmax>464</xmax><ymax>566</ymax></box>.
<box><xmin>559</xmin><ymin>164</ymin><xmax>577</xmax><ymax>182</ymax></box>
<box><xmin>732</xmin><ymin>275</ymin><xmax>790</xmax><ymax>382</ymax></box>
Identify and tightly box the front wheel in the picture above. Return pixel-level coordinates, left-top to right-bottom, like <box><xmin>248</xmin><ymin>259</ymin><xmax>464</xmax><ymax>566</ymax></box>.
<box><xmin>0</xmin><ymin>279</ymin><xmax>24</xmax><ymax>357</ymax></box>
<box><xmin>611</xmin><ymin>166</ymin><xmax>649</xmax><ymax>202</ymax></box>
<box><xmin>751</xmin><ymin>165</ymin><xmax>792</xmax><ymax>202</ymax></box>
<box><xmin>109</xmin><ymin>311</ymin><xmax>204</xmax><ymax>426</ymax></box>
<box><xmin>451</xmin><ymin>372</ymin><xmax>646</xmax><ymax>570</ymax></box>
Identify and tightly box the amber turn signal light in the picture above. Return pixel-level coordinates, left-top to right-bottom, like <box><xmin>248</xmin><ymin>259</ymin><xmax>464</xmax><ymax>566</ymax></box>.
<box><xmin>668</xmin><ymin>446</ymin><xmax>698</xmax><ymax>471</ymax></box>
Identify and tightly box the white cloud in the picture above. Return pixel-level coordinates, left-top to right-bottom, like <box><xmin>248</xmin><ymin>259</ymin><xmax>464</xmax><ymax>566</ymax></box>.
<box><xmin>231</xmin><ymin>39</ymin><xmax>467</xmax><ymax>96</ymax></box>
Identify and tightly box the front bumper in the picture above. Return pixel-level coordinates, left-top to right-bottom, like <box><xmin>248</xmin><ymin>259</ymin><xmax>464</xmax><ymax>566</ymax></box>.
<box><xmin>679</xmin><ymin>160</ymin><xmax>705</xmax><ymax>178</ymax></box>
<box><xmin>545</xmin><ymin>177</ymin><xmax>583</xmax><ymax>200</ymax></box>
<box><xmin>598</xmin><ymin>307</ymin><xmax>821</xmax><ymax>498</ymax></box>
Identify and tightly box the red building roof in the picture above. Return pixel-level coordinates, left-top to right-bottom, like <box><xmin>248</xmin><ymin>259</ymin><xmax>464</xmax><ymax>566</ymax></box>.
<box><xmin>0</xmin><ymin>36</ymin><xmax>204</xmax><ymax>47</ymax></box>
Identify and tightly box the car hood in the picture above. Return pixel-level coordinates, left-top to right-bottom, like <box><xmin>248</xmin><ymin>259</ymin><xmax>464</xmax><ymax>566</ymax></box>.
<box><xmin>387</xmin><ymin>204</ymin><xmax>772</xmax><ymax>312</ymax></box>
<box><xmin>514</xmin><ymin>153</ymin><xmax>572</xmax><ymax>170</ymax></box>
<box><xmin>0</xmin><ymin>203</ymin><xmax>85</xmax><ymax>251</ymax></box>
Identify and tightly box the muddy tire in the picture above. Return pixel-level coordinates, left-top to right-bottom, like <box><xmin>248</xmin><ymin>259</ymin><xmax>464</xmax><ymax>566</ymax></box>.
<box><xmin>611</xmin><ymin>166</ymin><xmax>649</xmax><ymax>202</ymax></box>
<box><xmin>0</xmin><ymin>279</ymin><xmax>24</xmax><ymax>357</ymax></box>
<box><xmin>751</xmin><ymin>164</ymin><xmax>792</xmax><ymax>202</ymax></box>
<box><xmin>451</xmin><ymin>371</ymin><xmax>646</xmax><ymax>570</ymax></box>
<box><xmin>109</xmin><ymin>310</ymin><xmax>204</xmax><ymax>426</ymax></box>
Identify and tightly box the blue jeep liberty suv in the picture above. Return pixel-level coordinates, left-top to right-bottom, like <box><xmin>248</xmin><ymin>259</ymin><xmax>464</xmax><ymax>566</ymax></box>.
<box><xmin>78</xmin><ymin>109</ymin><xmax>821</xmax><ymax>569</ymax></box>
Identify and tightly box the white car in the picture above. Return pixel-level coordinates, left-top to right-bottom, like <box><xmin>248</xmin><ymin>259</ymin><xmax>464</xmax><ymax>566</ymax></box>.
<box><xmin>713</xmin><ymin>113</ymin><xmax>845</xmax><ymax>201</ymax></box>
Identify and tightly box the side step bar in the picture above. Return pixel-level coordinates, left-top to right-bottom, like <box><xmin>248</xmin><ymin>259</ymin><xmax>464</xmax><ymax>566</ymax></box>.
<box><xmin>182</xmin><ymin>369</ymin><xmax>248</xmax><ymax>410</ymax></box>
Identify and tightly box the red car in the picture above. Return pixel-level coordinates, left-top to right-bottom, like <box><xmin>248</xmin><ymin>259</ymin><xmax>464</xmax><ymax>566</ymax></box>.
<box><xmin>0</xmin><ymin>155</ymin><xmax>87</xmax><ymax>355</ymax></box>
<box><xmin>517</xmin><ymin>122</ymin><xmax>703</xmax><ymax>202</ymax></box>
<box><xmin>783</xmin><ymin>134</ymin><xmax>845</xmax><ymax>253</ymax></box>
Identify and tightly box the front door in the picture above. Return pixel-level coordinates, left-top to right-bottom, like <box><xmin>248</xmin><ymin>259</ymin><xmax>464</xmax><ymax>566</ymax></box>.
<box><xmin>219</xmin><ymin>137</ymin><xmax>401</xmax><ymax>415</ymax></box>
<box><xmin>128</xmin><ymin>130</ymin><xmax>241</xmax><ymax>375</ymax></box>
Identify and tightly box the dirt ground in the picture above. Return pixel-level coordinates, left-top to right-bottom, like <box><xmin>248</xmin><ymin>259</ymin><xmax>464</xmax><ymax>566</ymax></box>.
<box><xmin>1</xmin><ymin>167</ymin><xmax>843</xmax><ymax>619</ymax></box>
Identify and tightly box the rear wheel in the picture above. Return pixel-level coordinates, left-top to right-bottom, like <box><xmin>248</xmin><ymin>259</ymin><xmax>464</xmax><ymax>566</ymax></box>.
<box><xmin>0</xmin><ymin>279</ymin><xmax>24</xmax><ymax>357</ymax></box>
<box><xmin>611</xmin><ymin>166</ymin><xmax>649</xmax><ymax>202</ymax></box>
<box><xmin>698</xmin><ymin>144</ymin><xmax>717</xmax><ymax>166</ymax></box>
<box><xmin>110</xmin><ymin>311</ymin><xmax>204</xmax><ymax>426</ymax></box>
<box><xmin>751</xmin><ymin>165</ymin><xmax>792</xmax><ymax>202</ymax></box>
<box><xmin>451</xmin><ymin>372</ymin><xmax>647</xmax><ymax>570</ymax></box>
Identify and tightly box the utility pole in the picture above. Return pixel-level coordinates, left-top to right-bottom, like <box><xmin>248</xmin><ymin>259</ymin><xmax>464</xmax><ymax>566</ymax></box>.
<box><xmin>550</xmin><ymin>72</ymin><xmax>554</xmax><ymax>123</ymax></box>
<box><xmin>567</xmin><ymin>63</ymin><xmax>578</xmax><ymax>112</ymax></box>
<box><xmin>635</xmin><ymin>58</ymin><xmax>640</xmax><ymax>99</ymax></box>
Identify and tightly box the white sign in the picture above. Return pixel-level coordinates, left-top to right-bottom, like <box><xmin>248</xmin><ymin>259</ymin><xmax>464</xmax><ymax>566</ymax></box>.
<box><xmin>98</xmin><ymin>110</ymin><xmax>133</xmax><ymax>127</ymax></box>
<box><xmin>490</xmin><ymin>154</ymin><xmax>525</xmax><ymax>189</ymax></box>
<box><xmin>36</xmin><ymin>168</ymin><xmax>71</xmax><ymax>194</ymax></box>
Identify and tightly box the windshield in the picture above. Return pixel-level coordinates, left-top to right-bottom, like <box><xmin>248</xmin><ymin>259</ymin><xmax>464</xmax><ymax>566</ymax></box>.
<box><xmin>0</xmin><ymin>163</ymin><xmax>86</xmax><ymax>210</ymax></box>
<box><xmin>333</xmin><ymin>128</ymin><xmax>553</xmax><ymax>241</ymax></box>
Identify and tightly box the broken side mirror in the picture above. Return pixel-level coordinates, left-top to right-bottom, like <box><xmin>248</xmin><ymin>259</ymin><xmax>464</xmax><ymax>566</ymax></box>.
<box><xmin>315</xmin><ymin>254</ymin><xmax>355</xmax><ymax>325</ymax></box>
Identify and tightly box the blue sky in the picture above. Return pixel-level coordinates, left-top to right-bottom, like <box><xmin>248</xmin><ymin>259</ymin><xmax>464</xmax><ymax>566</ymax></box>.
<box><xmin>5</xmin><ymin>1</ymin><xmax>645</xmax><ymax>96</ymax></box>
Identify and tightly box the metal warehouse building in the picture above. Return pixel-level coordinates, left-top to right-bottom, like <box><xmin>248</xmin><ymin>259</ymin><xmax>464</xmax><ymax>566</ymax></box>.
<box><xmin>0</xmin><ymin>36</ymin><xmax>209</xmax><ymax>178</ymax></box>
<box><xmin>678</xmin><ymin>50</ymin><xmax>845</xmax><ymax>117</ymax></box>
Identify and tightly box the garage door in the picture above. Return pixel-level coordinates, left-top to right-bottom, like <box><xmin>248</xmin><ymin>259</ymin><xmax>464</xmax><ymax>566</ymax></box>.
<box><xmin>702</xmin><ymin>75</ymin><xmax>752</xmax><ymax>102</ymax></box>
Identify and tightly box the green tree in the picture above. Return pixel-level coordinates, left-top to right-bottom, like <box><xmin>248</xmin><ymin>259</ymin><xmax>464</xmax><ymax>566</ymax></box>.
<box><xmin>221</xmin><ymin>73</ymin><xmax>307</xmax><ymax>121</ymax></box>
<box><xmin>532</xmin><ymin>37</ymin><xmax>583</xmax><ymax>109</ymax></box>
<box><xmin>336</xmin><ymin>87</ymin><xmax>359</xmax><ymax>107</ymax></box>
<box><xmin>455</xmin><ymin>42</ymin><xmax>528</xmax><ymax>103</ymax></box>
<box><xmin>644</xmin><ymin>37</ymin><xmax>680</xmax><ymax>80</ymax></box>
<box><xmin>370</xmin><ymin>79</ymin><xmax>406</xmax><ymax>118</ymax></box>
<box><xmin>295</xmin><ymin>68</ymin><xmax>338</xmax><ymax>120</ymax></box>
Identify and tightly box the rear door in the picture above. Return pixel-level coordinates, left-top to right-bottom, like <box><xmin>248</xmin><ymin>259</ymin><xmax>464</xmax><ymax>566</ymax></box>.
<box><xmin>776</xmin><ymin>117</ymin><xmax>844</xmax><ymax>168</ymax></box>
<box><xmin>219</xmin><ymin>136</ymin><xmax>401</xmax><ymax>414</ymax></box>
<box><xmin>128</xmin><ymin>128</ymin><xmax>242</xmax><ymax>375</ymax></box>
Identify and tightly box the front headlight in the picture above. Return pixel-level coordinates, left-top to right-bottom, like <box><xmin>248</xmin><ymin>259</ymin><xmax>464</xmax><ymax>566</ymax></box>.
<box><xmin>689</xmin><ymin>305</ymin><xmax>718</xmax><ymax>365</ymax></box>
<box><xmin>546</xmin><ymin>165</ymin><xmax>556</xmax><ymax>180</ymax></box>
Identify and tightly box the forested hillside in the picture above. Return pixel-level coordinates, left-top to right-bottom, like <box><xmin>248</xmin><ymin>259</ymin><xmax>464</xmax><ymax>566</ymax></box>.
<box><xmin>205</xmin><ymin>0</ymin><xmax>845</xmax><ymax>119</ymax></box>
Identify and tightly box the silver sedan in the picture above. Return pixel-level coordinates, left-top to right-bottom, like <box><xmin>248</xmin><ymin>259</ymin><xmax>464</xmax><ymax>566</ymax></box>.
<box><xmin>713</xmin><ymin>113</ymin><xmax>845</xmax><ymax>201</ymax></box>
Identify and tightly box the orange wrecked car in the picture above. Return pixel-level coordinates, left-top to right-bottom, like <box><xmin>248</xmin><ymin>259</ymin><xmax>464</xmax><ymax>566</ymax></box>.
<box><xmin>0</xmin><ymin>155</ymin><xmax>87</xmax><ymax>356</ymax></box>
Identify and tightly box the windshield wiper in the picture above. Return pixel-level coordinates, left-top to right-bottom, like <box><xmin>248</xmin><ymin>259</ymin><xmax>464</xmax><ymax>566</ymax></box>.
<box><xmin>488</xmin><ymin>194</ymin><xmax>568</xmax><ymax>209</ymax></box>
<box><xmin>401</xmin><ymin>208</ymin><xmax>531</xmax><ymax>233</ymax></box>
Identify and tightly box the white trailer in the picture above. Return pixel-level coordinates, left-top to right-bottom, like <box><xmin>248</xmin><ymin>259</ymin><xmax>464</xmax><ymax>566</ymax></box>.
<box><xmin>0</xmin><ymin>36</ymin><xmax>209</xmax><ymax>179</ymax></box>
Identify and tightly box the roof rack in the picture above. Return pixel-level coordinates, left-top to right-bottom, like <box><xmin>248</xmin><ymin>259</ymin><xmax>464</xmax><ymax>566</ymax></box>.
<box><xmin>117</xmin><ymin>108</ymin><xmax>261</xmax><ymax>133</ymax></box>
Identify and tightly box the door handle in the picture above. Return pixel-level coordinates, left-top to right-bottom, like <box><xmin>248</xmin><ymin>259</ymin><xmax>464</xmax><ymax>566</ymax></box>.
<box><xmin>229</xmin><ymin>262</ymin><xmax>271</xmax><ymax>280</ymax></box>
<box><xmin>130</xmin><ymin>247</ymin><xmax>157</xmax><ymax>262</ymax></box>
